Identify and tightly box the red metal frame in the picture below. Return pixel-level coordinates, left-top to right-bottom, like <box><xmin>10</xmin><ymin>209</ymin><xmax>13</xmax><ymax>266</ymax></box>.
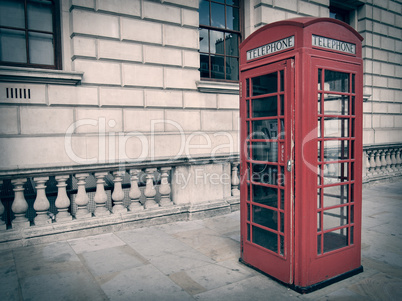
<box><xmin>239</xmin><ymin>17</ymin><xmax>363</xmax><ymax>291</ymax></box>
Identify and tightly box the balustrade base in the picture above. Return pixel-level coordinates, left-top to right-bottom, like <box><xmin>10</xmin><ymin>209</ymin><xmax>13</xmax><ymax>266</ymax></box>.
<box><xmin>11</xmin><ymin>221</ymin><xmax>30</xmax><ymax>229</ymax></box>
<box><xmin>74</xmin><ymin>211</ymin><xmax>92</xmax><ymax>219</ymax></box>
<box><xmin>0</xmin><ymin>223</ymin><xmax>6</xmax><ymax>231</ymax></box>
<box><xmin>112</xmin><ymin>205</ymin><xmax>128</xmax><ymax>214</ymax></box>
<box><xmin>94</xmin><ymin>207</ymin><xmax>111</xmax><ymax>217</ymax></box>
<box><xmin>159</xmin><ymin>199</ymin><xmax>173</xmax><ymax>207</ymax></box>
<box><xmin>0</xmin><ymin>196</ymin><xmax>240</xmax><ymax>250</ymax></box>
<box><xmin>144</xmin><ymin>200</ymin><xmax>159</xmax><ymax>209</ymax></box>
<box><xmin>34</xmin><ymin>214</ymin><xmax>52</xmax><ymax>226</ymax></box>
<box><xmin>128</xmin><ymin>203</ymin><xmax>144</xmax><ymax>211</ymax></box>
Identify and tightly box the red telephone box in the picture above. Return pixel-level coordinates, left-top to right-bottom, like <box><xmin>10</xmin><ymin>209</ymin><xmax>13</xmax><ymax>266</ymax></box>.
<box><xmin>239</xmin><ymin>17</ymin><xmax>363</xmax><ymax>292</ymax></box>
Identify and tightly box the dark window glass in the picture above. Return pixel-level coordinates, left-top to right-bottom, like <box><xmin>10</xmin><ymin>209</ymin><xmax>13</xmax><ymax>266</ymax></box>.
<box><xmin>199</xmin><ymin>0</ymin><xmax>241</xmax><ymax>81</ymax></box>
<box><xmin>0</xmin><ymin>0</ymin><xmax>61</xmax><ymax>69</ymax></box>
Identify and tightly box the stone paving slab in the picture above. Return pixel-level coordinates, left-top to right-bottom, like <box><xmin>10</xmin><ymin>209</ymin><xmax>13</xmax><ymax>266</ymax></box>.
<box><xmin>1</xmin><ymin>180</ymin><xmax>401</xmax><ymax>300</ymax></box>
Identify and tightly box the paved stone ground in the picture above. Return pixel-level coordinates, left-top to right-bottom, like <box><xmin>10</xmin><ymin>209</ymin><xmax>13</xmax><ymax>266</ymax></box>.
<box><xmin>1</xmin><ymin>180</ymin><xmax>401</xmax><ymax>300</ymax></box>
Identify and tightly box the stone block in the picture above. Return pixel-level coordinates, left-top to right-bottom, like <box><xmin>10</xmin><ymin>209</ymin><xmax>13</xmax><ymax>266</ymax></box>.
<box><xmin>363</xmin><ymin>102</ymin><xmax>372</xmax><ymax>114</ymax></box>
<box><xmin>388</xmin><ymin>78</ymin><xmax>401</xmax><ymax>90</ymax></box>
<box><xmin>71</xmin><ymin>0</ymin><xmax>94</xmax><ymax>9</ymax></box>
<box><xmin>72</xmin><ymin>36</ymin><xmax>96</xmax><ymax>58</ymax></box>
<box><xmin>374</xmin><ymin>128</ymin><xmax>402</xmax><ymax>144</ymax></box>
<box><xmin>183</xmin><ymin>50</ymin><xmax>199</xmax><ymax>68</ymax></box>
<box><xmin>75</xmin><ymin>108</ymin><xmax>123</xmax><ymax>133</ymax></box>
<box><xmin>97</xmin><ymin>0</ymin><xmax>141</xmax><ymax>17</ymax></box>
<box><xmin>121</xmin><ymin>18</ymin><xmax>162</xmax><ymax>44</ymax></box>
<box><xmin>372</xmin><ymin>75</ymin><xmax>386</xmax><ymax>87</ymax></box>
<box><xmin>273</xmin><ymin>0</ymin><xmax>297</xmax><ymax>12</ymax></box>
<box><xmin>144</xmin><ymin>45</ymin><xmax>182</xmax><ymax>66</ymax></box>
<box><xmin>145</xmin><ymin>90</ymin><xmax>183</xmax><ymax>108</ymax></box>
<box><xmin>372</xmin><ymin>102</ymin><xmax>388</xmax><ymax>114</ymax></box>
<box><xmin>20</xmin><ymin>107</ymin><xmax>74</xmax><ymax>135</ymax></box>
<box><xmin>299</xmin><ymin>1</ymin><xmax>319</xmax><ymax>16</ymax></box>
<box><xmin>218</xmin><ymin>94</ymin><xmax>239</xmax><ymax>109</ymax></box>
<box><xmin>310</xmin><ymin>0</ymin><xmax>329</xmax><ymax>5</ymax></box>
<box><xmin>260</xmin><ymin>6</ymin><xmax>286</xmax><ymax>24</ymax></box>
<box><xmin>319</xmin><ymin>6</ymin><xmax>329</xmax><ymax>17</ymax></box>
<box><xmin>164</xmin><ymin>68</ymin><xmax>199</xmax><ymax>90</ymax></box>
<box><xmin>388</xmin><ymin>27</ymin><xmax>401</xmax><ymax>39</ymax></box>
<box><xmin>123</xmin><ymin>64</ymin><xmax>163</xmax><ymax>88</ymax></box>
<box><xmin>182</xmin><ymin>9</ymin><xmax>199</xmax><ymax>27</ymax></box>
<box><xmin>201</xmin><ymin>111</ymin><xmax>233</xmax><ymax>131</ymax></box>
<box><xmin>389</xmin><ymin>1</ymin><xmax>401</xmax><ymax>13</ymax></box>
<box><xmin>380</xmin><ymin>115</ymin><xmax>394</xmax><ymax>128</ymax></box>
<box><xmin>163</xmin><ymin>0</ymin><xmax>198</xmax><ymax>9</ymax></box>
<box><xmin>171</xmin><ymin>164</ymin><xmax>227</xmax><ymax>205</ymax></box>
<box><xmin>388</xmin><ymin>103</ymin><xmax>401</xmax><ymax>114</ymax></box>
<box><xmin>0</xmin><ymin>106</ymin><xmax>18</xmax><ymax>135</ymax></box>
<box><xmin>164</xmin><ymin>25</ymin><xmax>198</xmax><ymax>49</ymax></box>
<box><xmin>395</xmin><ymin>115</ymin><xmax>402</xmax><ymax>127</ymax></box>
<box><xmin>123</xmin><ymin>109</ymin><xmax>164</xmax><ymax>132</ymax></box>
<box><xmin>0</xmin><ymin>83</ymin><xmax>46</xmax><ymax>105</ymax></box>
<box><xmin>48</xmin><ymin>85</ymin><xmax>98</xmax><ymax>106</ymax></box>
<box><xmin>381</xmin><ymin>62</ymin><xmax>395</xmax><ymax>77</ymax></box>
<box><xmin>381</xmin><ymin>10</ymin><xmax>395</xmax><ymax>26</ymax></box>
<box><xmin>380</xmin><ymin>88</ymin><xmax>395</xmax><ymax>102</ymax></box>
<box><xmin>373</xmin><ymin>0</ymin><xmax>388</xmax><ymax>9</ymax></box>
<box><xmin>71</xmin><ymin>9</ymin><xmax>119</xmax><ymax>38</ymax></box>
<box><xmin>380</xmin><ymin>36</ymin><xmax>395</xmax><ymax>52</ymax></box>
<box><xmin>100</xmin><ymin>87</ymin><xmax>143</xmax><ymax>107</ymax></box>
<box><xmin>372</xmin><ymin>34</ymin><xmax>381</xmax><ymax>48</ymax></box>
<box><xmin>373</xmin><ymin>22</ymin><xmax>388</xmax><ymax>36</ymax></box>
<box><xmin>74</xmin><ymin>59</ymin><xmax>121</xmax><ymax>85</ymax></box>
<box><xmin>0</xmin><ymin>136</ymin><xmax>75</xmax><ymax>169</ymax></box>
<box><xmin>183</xmin><ymin>92</ymin><xmax>217</xmax><ymax>109</ymax></box>
<box><xmin>372</xmin><ymin>115</ymin><xmax>380</xmax><ymax>128</ymax></box>
<box><xmin>99</xmin><ymin>40</ymin><xmax>142</xmax><ymax>62</ymax></box>
<box><xmin>143</xmin><ymin>1</ymin><xmax>181</xmax><ymax>24</ymax></box>
<box><xmin>363</xmin><ymin>115</ymin><xmax>372</xmax><ymax>129</ymax></box>
<box><xmin>233</xmin><ymin>111</ymin><xmax>240</xmax><ymax>131</ymax></box>
<box><xmin>165</xmin><ymin>110</ymin><xmax>201</xmax><ymax>132</ymax></box>
<box><xmin>144</xmin><ymin>133</ymin><xmax>186</xmax><ymax>160</ymax></box>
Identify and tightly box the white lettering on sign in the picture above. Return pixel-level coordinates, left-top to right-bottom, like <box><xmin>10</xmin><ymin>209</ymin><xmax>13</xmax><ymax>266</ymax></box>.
<box><xmin>247</xmin><ymin>36</ymin><xmax>294</xmax><ymax>61</ymax></box>
<box><xmin>312</xmin><ymin>35</ymin><xmax>356</xmax><ymax>54</ymax></box>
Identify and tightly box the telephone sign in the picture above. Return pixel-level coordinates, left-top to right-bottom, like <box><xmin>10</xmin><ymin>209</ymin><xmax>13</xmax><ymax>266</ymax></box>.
<box><xmin>239</xmin><ymin>17</ymin><xmax>363</xmax><ymax>293</ymax></box>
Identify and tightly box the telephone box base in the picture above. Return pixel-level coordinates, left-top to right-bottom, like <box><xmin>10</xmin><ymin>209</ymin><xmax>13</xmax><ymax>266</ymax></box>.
<box><xmin>239</xmin><ymin>257</ymin><xmax>363</xmax><ymax>294</ymax></box>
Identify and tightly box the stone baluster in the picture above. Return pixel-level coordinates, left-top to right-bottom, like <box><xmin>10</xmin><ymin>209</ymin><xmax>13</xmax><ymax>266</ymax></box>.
<box><xmin>396</xmin><ymin>149</ymin><xmax>402</xmax><ymax>174</ymax></box>
<box><xmin>33</xmin><ymin>177</ymin><xmax>51</xmax><ymax>225</ymax></box>
<box><xmin>128</xmin><ymin>169</ymin><xmax>143</xmax><ymax>211</ymax></box>
<box><xmin>112</xmin><ymin>171</ymin><xmax>127</xmax><ymax>213</ymax></box>
<box><xmin>380</xmin><ymin>149</ymin><xmax>387</xmax><ymax>174</ymax></box>
<box><xmin>93</xmin><ymin>172</ymin><xmax>110</xmax><ymax>216</ymax></box>
<box><xmin>11</xmin><ymin>178</ymin><xmax>30</xmax><ymax>228</ymax></box>
<box><xmin>390</xmin><ymin>148</ymin><xmax>397</xmax><ymax>172</ymax></box>
<box><xmin>74</xmin><ymin>173</ymin><xmax>91</xmax><ymax>218</ymax></box>
<box><xmin>364</xmin><ymin>150</ymin><xmax>371</xmax><ymax>179</ymax></box>
<box><xmin>0</xmin><ymin>180</ymin><xmax>5</xmax><ymax>230</ymax></box>
<box><xmin>367</xmin><ymin>150</ymin><xmax>375</xmax><ymax>178</ymax></box>
<box><xmin>143</xmin><ymin>168</ymin><xmax>158</xmax><ymax>209</ymax></box>
<box><xmin>55</xmin><ymin>175</ymin><xmax>72</xmax><ymax>222</ymax></box>
<box><xmin>385</xmin><ymin>149</ymin><xmax>393</xmax><ymax>173</ymax></box>
<box><xmin>159</xmin><ymin>167</ymin><xmax>173</xmax><ymax>206</ymax></box>
<box><xmin>374</xmin><ymin>149</ymin><xmax>382</xmax><ymax>175</ymax></box>
<box><xmin>231</xmin><ymin>162</ymin><xmax>240</xmax><ymax>196</ymax></box>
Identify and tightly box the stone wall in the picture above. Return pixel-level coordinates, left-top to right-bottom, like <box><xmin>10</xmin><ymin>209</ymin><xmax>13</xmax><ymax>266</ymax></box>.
<box><xmin>0</xmin><ymin>0</ymin><xmax>239</xmax><ymax>169</ymax></box>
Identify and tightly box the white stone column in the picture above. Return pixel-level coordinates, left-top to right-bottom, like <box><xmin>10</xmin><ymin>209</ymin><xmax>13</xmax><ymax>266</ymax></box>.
<box><xmin>112</xmin><ymin>171</ymin><xmax>127</xmax><ymax>214</ymax></box>
<box><xmin>74</xmin><ymin>173</ymin><xmax>91</xmax><ymax>218</ymax></box>
<box><xmin>33</xmin><ymin>176</ymin><xmax>51</xmax><ymax>225</ymax></box>
<box><xmin>364</xmin><ymin>150</ymin><xmax>370</xmax><ymax>179</ymax></box>
<box><xmin>93</xmin><ymin>172</ymin><xmax>110</xmax><ymax>216</ymax></box>
<box><xmin>390</xmin><ymin>149</ymin><xmax>398</xmax><ymax>172</ymax></box>
<box><xmin>368</xmin><ymin>150</ymin><xmax>376</xmax><ymax>177</ymax></box>
<box><xmin>159</xmin><ymin>167</ymin><xmax>172</xmax><ymax>206</ymax></box>
<box><xmin>55</xmin><ymin>175</ymin><xmax>72</xmax><ymax>221</ymax></box>
<box><xmin>11</xmin><ymin>178</ymin><xmax>30</xmax><ymax>228</ymax></box>
<box><xmin>231</xmin><ymin>162</ymin><xmax>240</xmax><ymax>196</ymax></box>
<box><xmin>380</xmin><ymin>149</ymin><xmax>387</xmax><ymax>174</ymax></box>
<box><xmin>0</xmin><ymin>180</ymin><xmax>6</xmax><ymax>230</ymax></box>
<box><xmin>374</xmin><ymin>150</ymin><xmax>382</xmax><ymax>175</ymax></box>
<box><xmin>143</xmin><ymin>168</ymin><xmax>158</xmax><ymax>209</ymax></box>
<box><xmin>128</xmin><ymin>169</ymin><xmax>143</xmax><ymax>211</ymax></box>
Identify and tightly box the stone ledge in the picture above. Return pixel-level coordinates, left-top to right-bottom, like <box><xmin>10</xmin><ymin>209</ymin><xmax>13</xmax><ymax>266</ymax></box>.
<box><xmin>0</xmin><ymin>66</ymin><xmax>84</xmax><ymax>85</ymax></box>
<box><xmin>196</xmin><ymin>81</ymin><xmax>240</xmax><ymax>95</ymax></box>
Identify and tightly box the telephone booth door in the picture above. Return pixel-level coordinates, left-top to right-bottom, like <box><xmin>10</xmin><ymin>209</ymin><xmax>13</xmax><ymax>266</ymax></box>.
<box><xmin>240</xmin><ymin>59</ymin><xmax>294</xmax><ymax>284</ymax></box>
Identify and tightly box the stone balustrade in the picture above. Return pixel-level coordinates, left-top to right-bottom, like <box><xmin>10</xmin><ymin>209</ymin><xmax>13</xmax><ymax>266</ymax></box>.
<box><xmin>363</xmin><ymin>144</ymin><xmax>402</xmax><ymax>183</ymax></box>
<box><xmin>0</xmin><ymin>155</ymin><xmax>240</xmax><ymax>245</ymax></box>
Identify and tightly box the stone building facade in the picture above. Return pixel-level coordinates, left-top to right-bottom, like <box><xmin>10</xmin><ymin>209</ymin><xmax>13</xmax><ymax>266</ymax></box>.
<box><xmin>0</xmin><ymin>0</ymin><xmax>400</xmax><ymax>243</ymax></box>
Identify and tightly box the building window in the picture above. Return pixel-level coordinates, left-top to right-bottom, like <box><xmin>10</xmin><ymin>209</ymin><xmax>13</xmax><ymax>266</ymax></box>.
<box><xmin>0</xmin><ymin>0</ymin><xmax>61</xmax><ymax>69</ymax></box>
<box><xmin>329</xmin><ymin>6</ymin><xmax>350</xmax><ymax>25</ymax></box>
<box><xmin>199</xmin><ymin>0</ymin><xmax>241</xmax><ymax>81</ymax></box>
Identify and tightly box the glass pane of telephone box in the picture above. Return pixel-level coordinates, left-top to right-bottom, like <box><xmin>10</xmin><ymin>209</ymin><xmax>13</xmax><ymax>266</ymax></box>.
<box><xmin>323</xmin><ymin>206</ymin><xmax>348</xmax><ymax>230</ymax></box>
<box><xmin>252</xmin><ymin>205</ymin><xmax>278</xmax><ymax>231</ymax></box>
<box><xmin>252</xmin><ymin>226</ymin><xmax>277</xmax><ymax>253</ymax></box>
<box><xmin>252</xmin><ymin>120</ymin><xmax>279</xmax><ymax>140</ymax></box>
<box><xmin>324</xmin><ymin>228</ymin><xmax>348</xmax><ymax>253</ymax></box>
<box><xmin>324</xmin><ymin>70</ymin><xmax>349</xmax><ymax>92</ymax></box>
<box><xmin>252</xmin><ymin>96</ymin><xmax>277</xmax><ymax>117</ymax></box>
<box><xmin>323</xmin><ymin>184</ymin><xmax>349</xmax><ymax>207</ymax></box>
<box><xmin>324</xmin><ymin>140</ymin><xmax>349</xmax><ymax>161</ymax></box>
<box><xmin>252</xmin><ymin>72</ymin><xmax>278</xmax><ymax>96</ymax></box>
<box><xmin>324</xmin><ymin>94</ymin><xmax>349</xmax><ymax>115</ymax></box>
<box><xmin>252</xmin><ymin>164</ymin><xmax>278</xmax><ymax>185</ymax></box>
<box><xmin>252</xmin><ymin>184</ymin><xmax>277</xmax><ymax>207</ymax></box>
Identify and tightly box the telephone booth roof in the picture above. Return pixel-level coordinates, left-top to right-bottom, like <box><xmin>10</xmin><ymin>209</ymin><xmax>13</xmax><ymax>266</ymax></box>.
<box><xmin>240</xmin><ymin>17</ymin><xmax>363</xmax><ymax>65</ymax></box>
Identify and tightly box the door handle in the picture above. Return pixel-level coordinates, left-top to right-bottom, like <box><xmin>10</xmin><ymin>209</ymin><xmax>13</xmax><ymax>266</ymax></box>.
<box><xmin>287</xmin><ymin>160</ymin><xmax>292</xmax><ymax>172</ymax></box>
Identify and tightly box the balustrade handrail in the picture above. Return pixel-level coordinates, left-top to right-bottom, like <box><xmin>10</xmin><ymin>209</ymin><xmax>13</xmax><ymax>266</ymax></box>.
<box><xmin>0</xmin><ymin>153</ymin><xmax>240</xmax><ymax>180</ymax></box>
<box><xmin>363</xmin><ymin>143</ymin><xmax>402</xmax><ymax>151</ymax></box>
